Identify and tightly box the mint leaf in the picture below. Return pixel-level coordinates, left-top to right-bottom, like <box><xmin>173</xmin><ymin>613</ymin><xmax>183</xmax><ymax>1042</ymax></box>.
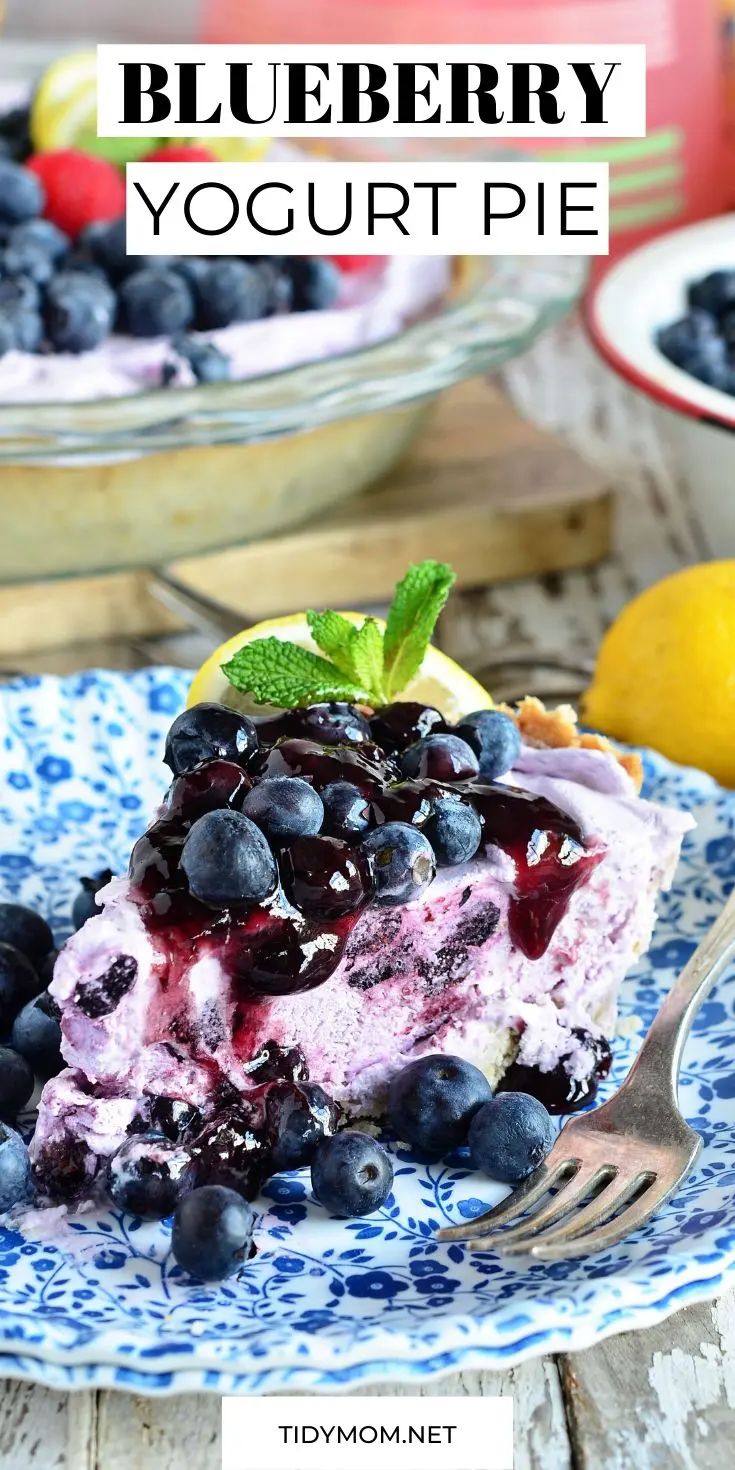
<box><xmin>383</xmin><ymin>560</ymin><xmax>455</xmax><ymax>699</ymax></box>
<box><xmin>349</xmin><ymin>617</ymin><xmax>386</xmax><ymax>702</ymax></box>
<box><xmin>306</xmin><ymin>609</ymin><xmax>359</xmax><ymax>681</ymax></box>
<box><xmin>222</xmin><ymin>638</ymin><xmax>368</xmax><ymax>707</ymax></box>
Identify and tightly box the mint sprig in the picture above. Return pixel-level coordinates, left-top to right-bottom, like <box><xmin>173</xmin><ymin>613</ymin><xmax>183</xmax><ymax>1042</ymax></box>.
<box><xmin>221</xmin><ymin>559</ymin><xmax>456</xmax><ymax>708</ymax></box>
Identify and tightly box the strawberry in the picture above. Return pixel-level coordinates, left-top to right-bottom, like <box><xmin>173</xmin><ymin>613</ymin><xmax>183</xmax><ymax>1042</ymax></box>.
<box><xmin>25</xmin><ymin>150</ymin><xmax>125</xmax><ymax>239</ymax></box>
<box><xmin>142</xmin><ymin>145</ymin><xmax>217</xmax><ymax>164</ymax></box>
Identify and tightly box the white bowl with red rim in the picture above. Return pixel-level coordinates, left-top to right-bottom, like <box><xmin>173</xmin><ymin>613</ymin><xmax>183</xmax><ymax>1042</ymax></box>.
<box><xmin>588</xmin><ymin>215</ymin><xmax>735</xmax><ymax>551</ymax></box>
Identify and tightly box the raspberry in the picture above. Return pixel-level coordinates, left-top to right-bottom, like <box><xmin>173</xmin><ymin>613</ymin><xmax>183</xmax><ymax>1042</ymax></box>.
<box><xmin>25</xmin><ymin>151</ymin><xmax>126</xmax><ymax>240</ymax></box>
<box><xmin>143</xmin><ymin>145</ymin><xmax>217</xmax><ymax>164</ymax></box>
<box><xmin>330</xmin><ymin>256</ymin><xmax>379</xmax><ymax>273</ymax></box>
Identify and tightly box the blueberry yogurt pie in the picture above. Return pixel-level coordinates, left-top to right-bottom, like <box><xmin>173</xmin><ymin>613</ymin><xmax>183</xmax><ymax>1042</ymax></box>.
<box><xmin>30</xmin><ymin>563</ymin><xmax>693</xmax><ymax>1207</ymax></box>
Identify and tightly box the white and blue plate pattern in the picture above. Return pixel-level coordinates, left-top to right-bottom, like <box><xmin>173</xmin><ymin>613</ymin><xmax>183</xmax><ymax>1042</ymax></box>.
<box><xmin>0</xmin><ymin>669</ymin><xmax>733</xmax><ymax>1395</ymax></box>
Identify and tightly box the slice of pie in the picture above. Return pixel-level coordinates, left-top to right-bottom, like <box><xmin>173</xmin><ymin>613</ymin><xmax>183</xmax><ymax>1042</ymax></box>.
<box><xmin>31</xmin><ymin>695</ymin><xmax>693</xmax><ymax>1203</ymax></box>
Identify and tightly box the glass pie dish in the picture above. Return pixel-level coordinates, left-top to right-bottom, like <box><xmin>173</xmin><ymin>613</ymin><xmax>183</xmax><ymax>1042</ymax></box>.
<box><xmin>0</xmin><ymin>254</ymin><xmax>586</xmax><ymax>583</ymax></box>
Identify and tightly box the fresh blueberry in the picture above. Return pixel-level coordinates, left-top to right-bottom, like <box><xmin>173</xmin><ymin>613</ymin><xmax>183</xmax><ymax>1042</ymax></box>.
<box><xmin>285</xmin><ymin>257</ymin><xmax>340</xmax><ymax>312</ymax></box>
<box><xmin>106</xmin><ymin>1131</ymin><xmax>193</xmax><ymax>1219</ymax></box>
<box><xmin>171</xmin><ymin>255</ymin><xmax>210</xmax><ymax>295</ymax></box>
<box><xmin>424</xmin><ymin>798</ymin><xmax>482</xmax><ymax>866</ymax></box>
<box><xmin>0</xmin><ymin>317</ymin><xmax>14</xmax><ymax>357</ymax></box>
<box><xmin>171</xmin><ymin>333</ymin><xmax>231</xmax><ymax>383</ymax></box>
<box><xmin>164</xmin><ymin>702</ymin><xmax>258</xmax><ymax>775</ymax></box>
<box><xmin>8</xmin><ymin>218</ymin><xmax>68</xmax><ymax>261</ymax></box>
<box><xmin>171</xmin><ymin>1184</ymin><xmax>255</xmax><ymax>1280</ymax></box>
<box><xmin>369</xmin><ymin>701</ymin><xmax>445</xmax><ymax>753</ymax></box>
<box><xmin>0</xmin><ymin>903</ymin><xmax>53</xmax><ymax>965</ymax></box>
<box><xmin>388</xmin><ymin>1053</ymin><xmax>493</xmax><ymax>1158</ymax></box>
<box><xmin>181</xmin><ymin>809</ymin><xmax>277</xmax><ymax>907</ymax></box>
<box><xmin>256</xmin><ymin>258</ymin><xmax>294</xmax><ymax>315</ymax></box>
<box><xmin>0</xmin><ymin>161</ymin><xmax>43</xmax><ymax>224</ymax></box>
<box><xmin>45</xmin><ymin>271</ymin><xmax>117</xmax><ymax>353</ymax></box>
<box><xmin>120</xmin><ymin>267</ymin><xmax>194</xmax><ymax>338</ymax></box>
<box><xmin>11</xmin><ymin>992</ymin><xmax>63</xmax><ymax>1080</ymax></box>
<box><xmin>311</xmin><ymin>1130</ymin><xmax>393</xmax><ymax>1217</ymax></box>
<box><xmin>360</xmin><ymin>822</ymin><xmax>435</xmax><ymax>905</ymax></box>
<box><xmin>468</xmin><ymin>1092</ymin><xmax>555</xmax><ymax>1184</ymax></box>
<box><xmin>75</xmin><ymin>217</ymin><xmax>128</xmax><ymax>278</ymax></box>
<box><xmin>71</xmin><ymin>869</ymin><xmax>114</xmax><ymax>929</ymax></box>
<box><xmin>242</xmin><ymin>775</ymin><xmax>324</xmax><ymax>843</ymax></box>
<box><xmin>197</xmin><ymin>260</ymin><xmax>269</xmax><ymax>328</ymax></box>
<box><xmin>455</xmin><ymin>709</ymin><xmax>521</xmax><ymax>779</ymax></box>
<box><xmin>0</xmin><ymin>1045</ymin><xmax>34</xmax><ymax>1117</ymax></box>
<box><xmin>0</xmin><ymin>240</ymin><xmax>53</xmax><ymax>285</ymax></box>
<box><xmin>687</xmin><ymin>270</ymin><xmax>735</xmax><ymax>319</ymax></box>
<box><xmin>296</xmin><ymin>702</ymin><xmax>372</xmax><ymax>746</ymax></box>
<box><xmin>655</xmin><ymin>311</ymin><xmax>731</xmax><ymax>387</ymax></box>
<box><xmin>0</xmin><ymin>276</ymin><xmax>42</xmax><ymax>350</ymax></box>
<box><xmin>321</xmin><ymin>780</ymin><xmax>372</xmax><ymax>839</ymax></box>
<box><xmin>38</xmin><ymin>950</ymin><xmax>58</xmax><ymax>987</ymax></box>
<box><xmin>281</xmin><ymin>834</ymin><xmax>372</xmax><ymax>919</ymax></box>
<box><xmin>0</xmin><ymin>1122</ymin><xmax>33</xmax><ymax>1211</ymax></box>
<box><xmin>0</xmin><ymin>943</ymin><xmax>43</xmax><ymax>1030</ymax></box>
<box><xmin>266</xmin><ymin>1081</ymin><xmax>341</xmax><ymax>1170</ymax></box>
<box><xmin>400</xmin><ymin>733</ymin><xmax>479</xmax><ymax>782</ymax></box>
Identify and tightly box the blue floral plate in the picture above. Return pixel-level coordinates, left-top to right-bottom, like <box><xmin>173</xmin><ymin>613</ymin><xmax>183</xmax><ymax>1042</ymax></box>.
<box><xmin>0</xmin><ymin>669</ymin><xmax>733</xmax><ymax>1396</ymax></box>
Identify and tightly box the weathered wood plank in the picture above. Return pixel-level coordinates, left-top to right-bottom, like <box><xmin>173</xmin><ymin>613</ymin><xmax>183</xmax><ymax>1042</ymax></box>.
<box><xmin>0</xmin><ymin>1382</ymin><xmax>95</xmax><ymax>1470</ymax></box>
<box><xmin>95</xmin><ymin>1391</ymin><xmax>220</xmax><ymax>1470</ymax></box>
<box><xmin>561</xmin><ymin>1287</ymin><xmax>735</xmax><ymax>1470</ymax></box>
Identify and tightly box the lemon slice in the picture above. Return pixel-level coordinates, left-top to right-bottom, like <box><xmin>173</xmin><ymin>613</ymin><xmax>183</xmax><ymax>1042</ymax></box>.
<box><xmin>31</xmin><ymin>50</ymin><xmax>155</xmax><ymax>162</ymax></box>
<box><xmin>187</xmin><ymin>612</ymin><xmax>492</xmax><ymax>723</ymax></box>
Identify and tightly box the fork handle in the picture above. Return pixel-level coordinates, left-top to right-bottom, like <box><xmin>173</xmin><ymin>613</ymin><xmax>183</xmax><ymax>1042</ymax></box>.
<box><xmin>623</xmin><ymin>886</ymin><xmax>735</xmax><ymax>1103</ymax></box>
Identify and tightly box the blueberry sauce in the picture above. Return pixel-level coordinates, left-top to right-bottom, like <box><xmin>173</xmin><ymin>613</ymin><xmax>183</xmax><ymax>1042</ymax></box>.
<box><xmin>498</xmin><ymin>1029</ymin><xmax>613</xmax><ymax>1114</ymax></box>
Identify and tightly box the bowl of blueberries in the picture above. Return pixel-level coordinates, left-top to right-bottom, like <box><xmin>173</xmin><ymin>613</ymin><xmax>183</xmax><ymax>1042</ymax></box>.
<box><xmin>588</xmin><ymin>214</ymin><xmax>735</xmax><ymax>551</ymax></box>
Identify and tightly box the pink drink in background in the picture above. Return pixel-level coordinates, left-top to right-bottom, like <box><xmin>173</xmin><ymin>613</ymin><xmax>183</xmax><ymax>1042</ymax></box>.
<box><xmin>203</xmin><ymin>0</ymin><xmax>727</xmax><ymax>259</ymax></box>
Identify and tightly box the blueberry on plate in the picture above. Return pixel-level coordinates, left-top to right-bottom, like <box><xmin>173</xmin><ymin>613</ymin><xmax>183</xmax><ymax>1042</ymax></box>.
<box><xmin>11</xmin><ymin>992</ymin><xmax>63</xmax><ymax>1080</ymax></box>
<box><xmin>266</xmin><ymin>1081</ymin><xmax>341</xmax><ymax>1171</ymax></box>
<box><xmin>360</xmin><ymin>821</ymin><xmax>436</xmax><ymax>906</ymax></box>
<box><xmin>455</xmin><ymin>708</ymin><xmax>522</xmax><ymax>780</ymax></box>
<box><xmin>368</xmin><ymin>701</ymin><xmax>445</xmax><ymax>754</ymax></box>
<box><xmin>119</xmin><ymin>267</ymin><xmax>194</xmax><ymax>338</ymax></box>
<box><xmin>0</xmin><ymin>903</ymin><xmax>54</xmax><ymax>966</ymax></box>
<box><xmin>0</xmin><ymin>1044</ymin><xmax>34</xmax><ymax>1118</ymax></box>
<box><xmin>71</xmin><ymin>869</ymin><xmax>114</xmax><ymax>930</ymax></box>
<box><xmin>400</xmin><ymin>732</ymin><xmax>478</xmax><ymax>782</ymax></box>
<box><xmin>0</xmin><ymin>1122</ymin><xmax>33</xmax><ymax>1212</ymax></box>
<box><xmin>164</xmin><ymin>702</ymin><xmax>258</xmax><ymax>775</ymax></box>
<box><xmin>311</xmin><ymin>1130</ymin><xmax>393</xmax><ymax>1217</ymax></box>
<box><xmin>321</xmin><ymin>780</ymin><xmax>372</xmax><ymax>839</ymax></box>
<box><xmin>181</xmin><ymin>809</ymin><xmax>277</xmax><ymax>907</ymax></box>
<box><xmin>0</xmin><ymin>160</ymin><xmax>44</xmax><ymax>224</ymax></box>
<box><xmin>0</xmin><ymin>943</ymin><xmax>43</xmax><ymax>1031</ymax></box>
<box><xmin>197</xmin><ymin>259</ymin><xmax>269</xmax><ymax>329</ymax></box>
<box><xmin>468</xmin><ymin>1091</ymin><xmax>555</xmax><ymax>1184</ymax></box>
<box><xmin>424</xmin><ymin>798</ymin><xmax>482</xmax><ymax>866</ymax></box>
<box><xmin>281</xmin><ymin>835</ymin><xmax>372</xmax><ymax>919</ymax></box>
<box><xmin>285</xmin><ymin>257</ymin><xmax>340</xmax><ymax>312</ymax></box>
<box><xmin>242</xmin><ymin>775</ymin><xmax>324</xmax><ymax>844</ymax></box>
<box><xmin>106</xmin><ymin>1132</ymin><xmax>193</xmax><ymax>1219</ymax></box>
<box><xmin>45</xmin><ymin>270</ymin><xmax>117</xmax><ymax>353</ymax></box>
<box><xmin>0</xmin><ymin>239</ymin><xmax>54</xmax><ymax>285</ymax></box>
<box><xmin>171</xmin><ymin>1184</ymin><xmax>255</xmax><ymax>1280</ymax></box>
<box><xmin>388</xmin><ymin>1053</ymin><xmax>493</xmax><ymax>1159</ymax></box>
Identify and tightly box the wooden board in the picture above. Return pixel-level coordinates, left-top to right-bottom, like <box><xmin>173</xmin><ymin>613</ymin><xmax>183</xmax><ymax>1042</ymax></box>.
<box><xmin>0</xmin><ymin>379</ymin><xmax>611</xmax><ymax>659</ymax></box>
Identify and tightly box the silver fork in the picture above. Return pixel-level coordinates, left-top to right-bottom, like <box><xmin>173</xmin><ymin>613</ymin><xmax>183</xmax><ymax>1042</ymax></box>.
<box><xmin>438</xmin><ymin>888</ymin><xmax>735</xmax><ymax>1260</ymax></box>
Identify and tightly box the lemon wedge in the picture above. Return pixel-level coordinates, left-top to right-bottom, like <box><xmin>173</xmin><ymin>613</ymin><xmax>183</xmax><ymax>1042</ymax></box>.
<box><xmin>188</xmin><ymin>612</ymin><xmax>492</xmax><ymax>723</ymax></box>
<box><xmin>30</xmin><ymin>50</ymin><xmax>155</xmax><ymax>162</ymax></box>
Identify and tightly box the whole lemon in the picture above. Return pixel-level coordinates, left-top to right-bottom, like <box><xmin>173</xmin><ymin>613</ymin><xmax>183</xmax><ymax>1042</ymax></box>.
<box><xmin>584</xmin><ymin>561</ymin><xmax>735</xmax><ymax>786</ymax></box>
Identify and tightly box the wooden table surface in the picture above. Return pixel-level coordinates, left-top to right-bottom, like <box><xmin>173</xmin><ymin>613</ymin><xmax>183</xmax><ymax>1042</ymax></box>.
<box><xmin>3</xmin><ymin>322</ymin><xmax>734</xmax><ymax>1468</ymax></box>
